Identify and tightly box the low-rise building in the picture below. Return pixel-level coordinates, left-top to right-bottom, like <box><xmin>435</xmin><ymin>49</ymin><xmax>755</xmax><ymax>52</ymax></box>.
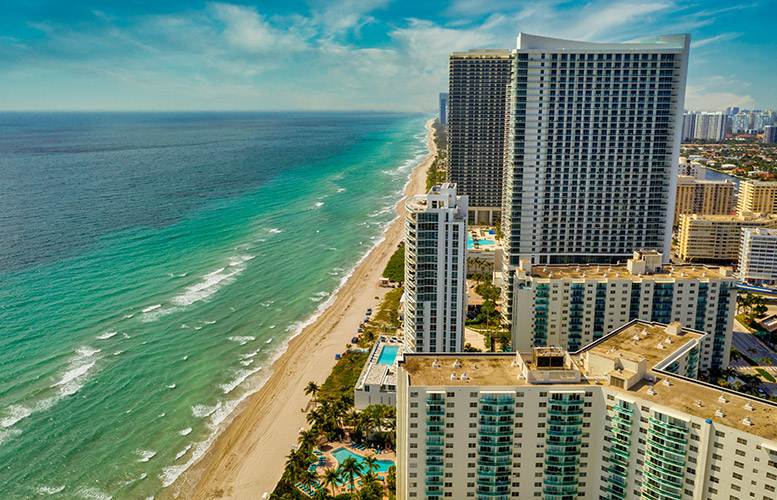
<box><xmin>510</xmin><ymin>250</ymin><xmax>736</xmax><ymax>369</ymax></box>
<box><xmin>354</xmin><ymin>336</ymin><xmax>403</xmax><ymax>410</ymax></box>
<box><xmin>677</xmin><ymin>212</ymin><xmax>777</xmax><ymax>262</ymax></box>
<box><xmin>673</xmin><ymin>175</ymin><xmax>735</xmax><ymax>225</ymax></box>
<box><xmin>678</xmin><ymin>157</ymin><xmax>706</xmax><ymax>179</ymax></box>
<box><xmin>739</xmin><ymin>227</ymin><xmax>777</xmax><ymax>286</ymax></box>
<box><xmin>738</xmin><ymin>180</ymin><xmax>777</xmax><ymax>214</ymax></box>
<box><xmin>397</xmin><ymin>320</ymin><xmax>777</xmax><ymax>500</ymax></box>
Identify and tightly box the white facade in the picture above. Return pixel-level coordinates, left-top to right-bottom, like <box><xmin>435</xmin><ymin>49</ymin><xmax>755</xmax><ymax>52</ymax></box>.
<box><xmin>502</xmin><ymin>33</ymin><xmax>689</xmax><ymax>270</ymax></box>
<box><xmin>354</xmin><ymin>337</ymin><xmax>403</xmax><ymax>410</ymax></box>
<box><xmin>397</xmin><ymin>320</ymin><xmax>777</xmax><ymax>500</ymax></box>
<box><xmin>678</xmin><ymin>157</ymin><xmax>706</xmax><ymax>179</ymax></box>
<box><xmin>510</xmin><ymin>251</ymin><xmax>736</xmax><ymax>370</ymax></box>
<box><xmin>693</xmin><ymin>112</ymin><xmax>727</xmax><ymax>140</ymax></box>
<box><xmin>739</xmin><ymin>227</ymin><xmax>777</xmax><ymax>286</ymax></box>
<box><xmin>404</xmin><ymin>183</ymin><xmax>468</xmax><ymax>353</ymax></box>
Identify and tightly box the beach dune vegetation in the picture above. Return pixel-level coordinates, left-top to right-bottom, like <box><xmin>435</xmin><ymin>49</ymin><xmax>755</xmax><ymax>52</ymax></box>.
<box><xmin>382</xmin><ymin>243</ymin><xmax>404</xmax><ymax>284</ymax></box>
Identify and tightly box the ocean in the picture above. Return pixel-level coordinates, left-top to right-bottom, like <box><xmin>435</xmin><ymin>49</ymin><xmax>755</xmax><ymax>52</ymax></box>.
<box><xmin>0</xmin><ymin>112</ymin><xmax>428</xmax><ymax>499</ymax></box>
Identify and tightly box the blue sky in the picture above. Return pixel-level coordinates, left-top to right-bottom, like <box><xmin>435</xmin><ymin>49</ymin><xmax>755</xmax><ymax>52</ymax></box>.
<box><xmin>1</xmin><ymin>0</ymin><xmax>774</xmax><ymax>112</ymax></box>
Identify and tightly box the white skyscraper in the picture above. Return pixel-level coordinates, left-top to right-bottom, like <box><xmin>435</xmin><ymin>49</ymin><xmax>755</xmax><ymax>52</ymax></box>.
<box><xmin>501</xmin><ymin>33</ymin><xmax>690</xmax><ymax>328</ymax></box>
<box><xmin>693</xmin><ymin>111</ymin><xmax>727</xmax><ymax>140</ymax></box>
<box><xmin>404</xmin><ymin>183</ymin><xmax>468</xmax><ymax>353</ymax></box>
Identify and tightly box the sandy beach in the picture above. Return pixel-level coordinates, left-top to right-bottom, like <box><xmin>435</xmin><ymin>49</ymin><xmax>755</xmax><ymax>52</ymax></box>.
<box><xmin>165</xmin><ymin>118</ymin><xmax>437</xmax><ymax>500</ymax></box>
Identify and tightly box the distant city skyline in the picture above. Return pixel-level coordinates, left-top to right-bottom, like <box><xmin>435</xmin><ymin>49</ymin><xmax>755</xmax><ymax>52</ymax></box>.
<box><xmin>1</xmin><ymin>0</ymin><xmax>775</xmax><ymax>111</ymax></box>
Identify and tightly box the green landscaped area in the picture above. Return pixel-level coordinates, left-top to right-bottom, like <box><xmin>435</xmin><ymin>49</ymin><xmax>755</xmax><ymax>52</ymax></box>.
<box><xmin>756</xmin><ymin>368</ymin><xmax>776</xmax><ymax>383</ymax></box>
<box><xmin>319</xmin><ymin>352</ymin><xmax>369</xmax><ymax>400</ymax></box>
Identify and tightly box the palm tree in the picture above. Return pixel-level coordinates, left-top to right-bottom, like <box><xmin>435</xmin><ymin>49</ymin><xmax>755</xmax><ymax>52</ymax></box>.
<box><xmin>337</xmin><ymin>457</ymin><xmax>363</xmax><ymax>493</ymax></box>
<box><xmin>285</xmin><ymin>449</ymin><xmax>309</xmax><ymax>481</ymax></box>
<box><xmin>305</xmin><ymin>381</ymin><xmax>320</xmax><ymax>406</ymax></box>
<box><xmin>312</xmin><ymin>487</ymin><xmax>330</xmax><ymax>499</ymax></box>
<box><xmin>323</xmin><ymin>468</ymin><xmax>341</xmax><ymax>497</ymax></box>
<box><xmin>363</xmin><ymin>454</ymin><xmax>378</xmax><ymax>476</ymax></box>
<box><xmin>298</xmin><ymin>429</ymin><xmax>319</xmax><ymax>452</ymax></box>
<box><xmin>299</xmin><ymin>470</ymin><xmax>317</xmax><ymax>492</ymax></box>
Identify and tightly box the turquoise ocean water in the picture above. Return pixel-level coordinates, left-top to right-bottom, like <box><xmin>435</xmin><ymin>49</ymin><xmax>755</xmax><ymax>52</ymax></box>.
<box><xmin>0</xmin><ymin>112</ymin><xmax>427</xmax><ymax>499</ymax></box>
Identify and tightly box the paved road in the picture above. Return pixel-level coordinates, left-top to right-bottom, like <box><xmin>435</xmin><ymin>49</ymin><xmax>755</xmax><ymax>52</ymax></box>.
<box><xmin>730</xmin><ymin>320</ymin><xmax>777</xmax><ymax>396</ymax></box>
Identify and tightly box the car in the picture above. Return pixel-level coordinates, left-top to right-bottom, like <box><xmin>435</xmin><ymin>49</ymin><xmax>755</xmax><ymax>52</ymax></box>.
<box><xmin>366</xmin><ymin>308</ymin><xmax>372</xmax><ymax>315</ymax></box>
<box><xmin>364</xmin><ymin>318</ymin><xmax>370</xmax><ymax>323</ymax></box>
<box><xmin>357</xmin><ymin>328</ymin><xmax>363</xmax><ymax>333</ymax></box>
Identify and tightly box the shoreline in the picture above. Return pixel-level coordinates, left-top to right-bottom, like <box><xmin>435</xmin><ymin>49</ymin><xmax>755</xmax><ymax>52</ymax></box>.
<box><xmin>165</xmin><ymin>118</ymin><xmax>437</xmax><ymax>500</ymax></box>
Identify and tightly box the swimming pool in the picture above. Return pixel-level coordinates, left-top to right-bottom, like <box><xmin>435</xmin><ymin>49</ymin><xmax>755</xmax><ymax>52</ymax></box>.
<box><xmin>376</xmin><ymin>345</ymin><xmax>399</xmax><ymax>366</ymax></box>
<box><xmin>467</xmin><ymin>237</ymin><xmax>495</xmax><ymax>249</ymax></box>
<box><xmin>332</xmin><ymin>447</ymin><xmax>395</xmax><ymax>473</ymax></box>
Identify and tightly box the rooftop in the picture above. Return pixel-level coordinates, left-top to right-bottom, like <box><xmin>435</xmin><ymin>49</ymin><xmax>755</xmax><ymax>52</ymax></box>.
<box><xmin>355</xmin><ymin>337</ymin><xmax>404</xmax><ymax>391</ymax></box>
<box><xmin>579</xmin><ymin>323</ymin><xmax>703</xmax><ymax>367</ymax></box>
<box><xmin>526</xmin><ymin>263</ymin><xmax>731</xmax><ymax>280</ymax></box>
<box><xmin>400</xmin><ymin>320</ymin><xmax>777</xmax><ymax>440</ymax></box>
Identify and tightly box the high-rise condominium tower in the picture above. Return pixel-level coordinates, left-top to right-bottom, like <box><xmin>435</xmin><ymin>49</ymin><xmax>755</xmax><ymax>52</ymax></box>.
<box><xmin>448</xmin><ymin>50</ymin><xmax>513</xmax><ymax>224</ymax></box>
<box><xmin>404</xmin><ymin>184</ymin><xmax>468</xmax><ymax>353</ymax></box>
<box><xmin>502</xmin><ymin>33</ymin><xmax>690</xmax><ymax>269</ymax></box>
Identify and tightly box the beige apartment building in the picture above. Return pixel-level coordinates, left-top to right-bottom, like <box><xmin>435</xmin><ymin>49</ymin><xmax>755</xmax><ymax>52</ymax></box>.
<box><xmin>509</xmin><ymin>250</ymin><xmax>736</xmax><ymax>370</ymax></box>
<box><xmin>738</xmin><ymin>180</ymin><xmax>777</xmax><ymax>214</ymax></box>
<box><xmin>397</xmin><ymin>320</ymin><xmax>777</xmax><ymax>500</ymax></box>
<box><xmin>673</xmin><ymin>175</ymin><xmax>735</xmax><ymax>225</ymax></box>
<box><xmin>677</xmin><ymin>212</ymin><xmax>777</xmax><ymax>262</ymax></box>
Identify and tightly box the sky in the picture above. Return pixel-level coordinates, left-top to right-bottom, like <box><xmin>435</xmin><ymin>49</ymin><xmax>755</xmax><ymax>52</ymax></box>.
<box><xmin>1</xmin><ymin>0</ymin><xmax>775</xmax><ymax>112</ymax></box>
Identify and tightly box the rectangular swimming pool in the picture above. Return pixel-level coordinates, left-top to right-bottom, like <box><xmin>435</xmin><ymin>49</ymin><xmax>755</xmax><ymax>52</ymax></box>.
<box><xmin>467</xmin><ymin>237</ymin><xmax>495</xmax><ymax>249</ymax></box>
<box><xmin>376</xmin><ymin>345</ymin><xmax>399</xmax><ymax>366</ymax></box>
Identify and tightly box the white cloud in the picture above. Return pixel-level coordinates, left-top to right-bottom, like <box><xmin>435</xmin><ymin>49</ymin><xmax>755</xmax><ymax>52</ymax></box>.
<box><xmin>690</xmin><ymin>32</ymin><xmax>741</xmax><ymax>49</ymax></box>
<box><xmin>308</xmin><ymin>0</ymin><xmax>391</xmax><ymax>35</ymax></box>
<box><xmin>209</xmin><ymin>3</ymin><xmax>306</xmax><ymax>53</ymax></box>
<box><xmin>684</xmin><ymin>89</ymin><xmax>754</xmax><ymax>111</ymax></box>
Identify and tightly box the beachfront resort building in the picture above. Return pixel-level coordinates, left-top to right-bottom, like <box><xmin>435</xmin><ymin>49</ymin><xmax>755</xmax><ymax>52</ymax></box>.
<box><xmin>677</xmin><ymin>212</ymin><xmax>777</xmax><ymax>263</ymax></box>
<box><xmin>509</xmin><ymin>250</ymin><xmax>736</xmax><ymax>370</ymax></box>
<box><xmin>501</xmin><ymin>33</ymin><xmax>689</xmax><ymax>268</ymax></box>
<box><xmin>738</xmin><ymin>180</ymin><xmax>777</xmax><ymax>215</ymax></box>
<box><xmin>404</xmin><ymin>183</ymin><xmax>468</xmax><ymax>353</ymax></box>
<box><xmin>500</xmin><ymin>33</ymin><xmax>690</xmax><ymax>333</ymax></box>
<box><xmin>673</xmin><ymin>175</ymin><xmax>736</xmax><ymax>225</ymax></box>
<box><xmin>397</xmin><ymin>320</ymin><xmax>777</xmax><ymax>500</ymax></box>
<box><xmin>739</xmin><ymin>227</ymin><xmax>777</xmax><ymax>286</ymax></box>
<box><xmin>448</xmin><ymin>49</ymin><xmax>512</xmax><ymax>224</ymax></box>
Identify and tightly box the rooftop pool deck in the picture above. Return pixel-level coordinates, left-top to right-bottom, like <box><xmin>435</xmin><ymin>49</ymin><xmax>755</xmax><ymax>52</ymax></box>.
<box><xmin>376</xmin><ymin>345</ymin><xmax>400</xmax><ymax>366</ymax></box>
